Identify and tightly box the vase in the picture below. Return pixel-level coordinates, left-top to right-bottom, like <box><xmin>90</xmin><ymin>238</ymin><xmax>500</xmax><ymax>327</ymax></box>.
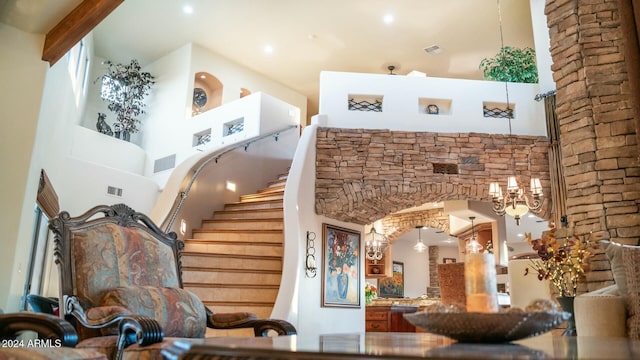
<box><xmin>337</xmin><ymin>272</ymin><xmax>349</xmax><ymax>299</ymax></box>
<box><xmin>557</xmin><ymin>296</ymin><xmax>576</xmax><ymax>336</ymax></box>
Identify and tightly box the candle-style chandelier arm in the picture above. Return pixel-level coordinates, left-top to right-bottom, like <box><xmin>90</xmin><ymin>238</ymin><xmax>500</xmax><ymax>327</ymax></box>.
<box><xmin>523</xmin><ymin>193</ymin><xmax>544</xmax><ymax>213</ymax></box>
<box><xmin>491</xmin><ymin>196</ymin><xmax>508</xmax><ymax>216</ymax></box>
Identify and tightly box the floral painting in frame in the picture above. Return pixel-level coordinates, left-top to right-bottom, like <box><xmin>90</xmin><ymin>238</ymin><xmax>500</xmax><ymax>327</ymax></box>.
<box><xmin>321</xmin><ymin>223</ymin><xmax>361</xmax><ymax>308</ymax></box>
<box><xmin>378</xmin><ymin>261</ymin><xmax>404</xmax><ymax>298</ymax></box>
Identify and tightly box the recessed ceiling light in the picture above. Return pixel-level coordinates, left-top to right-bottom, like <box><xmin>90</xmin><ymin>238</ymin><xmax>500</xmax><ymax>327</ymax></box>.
<box><xmin>199</xmin><ymin>74</ymin><xmax>206</xmax><ymax>79</ymax></box>
<box><xmin>182</xmin><ymin>5</ymin><xmax>194</xmax><ymax>14</ymax></box>
<box><xmin>517</xmin><ymin>233</ymin><xmax>524</xmax><ymax>237</ymax></box>
<box><xmin>383</xmin><ymin>14</ymin><xmax>394</xmax><ymax>24</ymax></box>
<box><xmin>263</xmin><ymin>44</ymin><xmax>274</xmax><ymax>54</ymax></box>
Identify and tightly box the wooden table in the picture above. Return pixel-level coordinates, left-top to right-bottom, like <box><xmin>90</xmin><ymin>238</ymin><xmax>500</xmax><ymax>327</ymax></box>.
<box><xmin>165</xmin><ymin>332</ymin><xmax>640</xmax><ymax>359</ymax></box>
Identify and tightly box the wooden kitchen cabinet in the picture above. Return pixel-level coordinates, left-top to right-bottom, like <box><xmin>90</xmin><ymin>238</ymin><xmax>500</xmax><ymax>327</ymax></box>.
<box><xmin>365</xmin><ymin>247</ymin><xmax>392</xmax><ymax>278</ymax></box>
<box><xmin>365</xmin><ymin>305</ymin><xmax>418</xmax><ymax>332</ymax></box>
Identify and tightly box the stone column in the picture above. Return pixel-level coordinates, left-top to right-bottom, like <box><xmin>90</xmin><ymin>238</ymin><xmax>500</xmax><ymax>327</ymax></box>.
<box><xmin>426</xmin><ymin>246</ymin><xmax>440</xmax><ymax>298</ymax></box>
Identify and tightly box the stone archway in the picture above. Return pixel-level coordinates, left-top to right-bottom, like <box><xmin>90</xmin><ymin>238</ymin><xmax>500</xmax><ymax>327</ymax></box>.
<box><xmin>380</xmin><ymin>208</ymin><xmax>450</xmax><ymax>243</ymax></box>
<box><xmin>315</xmin><ymin>128</ymin><xmax>552</xmax><ymax>225</ymax></box>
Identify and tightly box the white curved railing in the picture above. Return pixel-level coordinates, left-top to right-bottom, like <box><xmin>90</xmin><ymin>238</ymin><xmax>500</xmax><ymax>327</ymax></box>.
<box><xmin>160</xmin><ymin>124</ymin><xmax>298</xmax><ymax>232</ymax></box>
<box><xmin>271</xmin><ymin>123</ymin><xmax>320</xmax><ymax>327</ymax></box>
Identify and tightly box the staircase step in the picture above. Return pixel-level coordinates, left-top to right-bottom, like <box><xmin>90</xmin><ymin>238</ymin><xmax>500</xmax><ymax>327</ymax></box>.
<box><xmin>256</xmin><ymin>185</ymin><xmax>285</xmax><ymax>194</ymax></box>
<box><xmin>185</xmin><ymin>284</ymin><xmax>279</xmax><ymax>303</ymax></box>
<box><xmin>266</xmin><ymin>178</ymin><xmax>287</xmax><ymax>189</ymax></box>
<box><xmin>184</xmin><ymin>241</ymin><xmax>282</xmax><ymax>256</ymax></box>
<box><xmin>191</xmin><ymin>229</ymin><xmax>282</xmax><ymax>242</ymax></box>
<box><xmin>212</xmin><ymin>208</ymin><xmax>283</xmax><ymax>220</ymax></box>
<box><xmin>200</xmin><ymin>219</ymin><xmax>283</xmax><ymax>230</ymax></box>
<box><xmin>181</xmin><ymin>253</ymin><xmax>282</xmax><ymax>271</ymax></box>
<box><xmin>239</xmin><ymin>192</ymin><xmax>284</xmax><ymax>203</ymax></box>
<box><xmin>224</xmin><ymin>200</ymin><xmax>283</xmax><ymax>211</ymax></box>
<box><xmin>182</xmin><ymin>268</ymin><xmax>281</xmax><ymax>285</ymax></box>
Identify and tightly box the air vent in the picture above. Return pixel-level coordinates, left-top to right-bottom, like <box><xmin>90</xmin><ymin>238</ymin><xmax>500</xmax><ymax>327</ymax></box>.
<box><xmin>154</xmin><ymin>154</ymin><xmax>176</xmax><ymax>173</ymax></box>
<box><xmin>424</xmin><ymin>45</ymin><xmax>442</xmax><ymax>54</ymax></box>
<box><xmin>433</xmin><ymin>163</ymin><xmax>458</xmax><ymax>174</ymax></box>
<box><xmin>107</xmin><ymin>186</ymin><xmax>123</xmax><ymax>197</ymax></box>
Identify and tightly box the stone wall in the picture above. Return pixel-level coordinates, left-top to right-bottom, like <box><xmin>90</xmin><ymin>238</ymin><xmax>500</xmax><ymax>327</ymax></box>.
<box><xmin>546</xmin><ymin>0</ymin><xmax>640</xmax><ymax>247</ymax></box>
<box><xmin>315</xmin><ymin>129</ymin><xmax>551</xmax><ymax>225</ymax></box>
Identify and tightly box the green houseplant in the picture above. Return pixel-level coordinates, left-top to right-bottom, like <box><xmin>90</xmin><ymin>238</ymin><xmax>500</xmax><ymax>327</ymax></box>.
<box><xmin>98</xmin><ymin>59</ymin><xmax>155</xmax><ymax>139</ymax></box>
<box><xmin>479</xmin><ymin>46</ymin><xmax>538</xmax><ymax>83</ymax></box>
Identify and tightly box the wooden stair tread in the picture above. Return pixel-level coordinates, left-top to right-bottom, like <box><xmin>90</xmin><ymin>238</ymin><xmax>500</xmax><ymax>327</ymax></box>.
<box><xmin>213</xmin><ymin>208</ymin><xmax>283</xmax><ymax>215</ymax></box>
<box><xmin>203</xmin><ymin>301</ymin><xmax>275</xmax><ymax>307</ymax></box>
<box><xmin>182</xmin><ymin>252</ymin><xmax>282</xmax><ymax>260</ymax></box>
<box><xmin>182</xmin><ymin>266</ymin><xmax>281</xmax><ymax>274</ymax></box>
<box><xmin>256</xmin><ymin>185</ymin><xmax>285</xmax><ymax>194</ymax></box>
<box><xmin>184</xmin><ymin>282</ymin><xmax>279</xmax><ymax>289</ymax></box>
<box><xmin>202</xmin><ymin>218</ymin><xmax>283</xmax><ymax>223</ymax></box>
<box><xmin>185</xmin><ymin>239</ymin><xmax>282</xmax><ymax>246</ymax></box>
<box><xmin>192</xmin><ymin>229</ymin><xmax>282</xmax><ymax>233</ymax></box>
<box><xmin>224</xmin><ymin>199</ymin><xmax>283</xmax><ymax>209</ymax></box>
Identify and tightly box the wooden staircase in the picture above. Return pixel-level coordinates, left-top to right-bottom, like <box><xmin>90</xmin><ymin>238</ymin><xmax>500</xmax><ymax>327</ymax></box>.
<box><xmin>180</xmin><ymin>173</ymin><xmax>287</xmax><ymax>335</ymax></box>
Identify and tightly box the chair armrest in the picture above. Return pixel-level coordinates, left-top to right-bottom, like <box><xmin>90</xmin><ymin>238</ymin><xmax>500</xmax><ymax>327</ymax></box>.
<box><xmin>26</xmin><ymin>294</ymin><xmax>59</xmax><ymax>315</ymax></box>
<box><xmin>205</xmin><ymin>308</ymin><xmax>296</xmax><ymax>336</ymax></box>
<box><xmin>248</xmin><ymin>319</ymin><xmax>298</xmax><ymax>336</ymax></box>
<box><xmin>0</xmin><ymin>312</ymin><xmax>78</xmax><ymax>346</ymax></box>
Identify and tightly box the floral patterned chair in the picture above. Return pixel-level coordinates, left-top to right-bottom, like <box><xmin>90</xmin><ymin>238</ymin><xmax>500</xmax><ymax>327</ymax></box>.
<box><xmin>49</xmin><ymin>203</ymin><xmax>296</xmax><ymax>360</ymax></box>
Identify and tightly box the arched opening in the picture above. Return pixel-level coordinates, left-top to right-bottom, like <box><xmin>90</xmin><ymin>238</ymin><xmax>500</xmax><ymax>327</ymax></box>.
<box><xmin>192</xmin><ymin>72</ymin><xmax>223</xmax><ymax>116</ymax></box>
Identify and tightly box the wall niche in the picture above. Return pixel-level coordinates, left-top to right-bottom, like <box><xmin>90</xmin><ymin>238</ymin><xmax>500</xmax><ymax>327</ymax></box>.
<box><xmin>192</xmin><ymin>72</ymin><xmax>223</xmax><ymax>116</ymax></box>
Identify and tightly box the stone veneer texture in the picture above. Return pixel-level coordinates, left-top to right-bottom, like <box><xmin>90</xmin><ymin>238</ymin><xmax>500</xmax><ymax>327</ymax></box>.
<box><xmin>546</xmin><ymin>0</ymin><xmax>639</xmax><ymax>247</ymax></box>
<box><xmin>315</xmin><ymin>128</ymin><xmax>551</xmax><ymax>225</ymax></box>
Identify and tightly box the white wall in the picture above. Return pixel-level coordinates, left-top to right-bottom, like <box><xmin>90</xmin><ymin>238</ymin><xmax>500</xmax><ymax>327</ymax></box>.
<box><xmin>0</xmin><ymin>23</ymin><xmax>48</xmax><ymax>311</ymax></box>
<box><xmin>278</xmin><ymin>123</ymin><xmax>366</xmax><ymax>336</ymax></box>
<box><xmin>318</xmin><ymin>71</ymin><xmax>546</xmax><ymax>136</ymax></box>
<box><xmin>387</xmin><ymin>239</ymin><xmax>429</xmax><ymax>298</ymax></box>
<box><xmin>530</xmin><ymin>0</ymin><xmax>555</xmax><ymax>94</ymax></box>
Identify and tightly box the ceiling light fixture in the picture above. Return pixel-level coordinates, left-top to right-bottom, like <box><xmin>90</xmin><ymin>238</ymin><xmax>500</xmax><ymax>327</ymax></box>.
<box><xmin>487</xmin><ymin>0</ymin><xmax>542</xmax><ymax>226</ymax></box>
<box><xmin>465</xmin><ymin>216</ymin><xmax>483</xmax><ymax>254</ymax></box>
<box><xmin>413</xmin><ymin>226</ymin><xmax>427</xmax><ymax>253</ymax></box>
<box><xmin>365</xmin><ymin>227</ymin><xmax>389</xmax><ymax>262</ymax></box>
<box><xmin>383</xmin><ymin>14</ymin><xmax>394</xmax><ymax>24</ymax></box>
<box><xmin>182</xmin><ymin>5</ymin><xmax>194</xmax><ymax>14</ymax></box>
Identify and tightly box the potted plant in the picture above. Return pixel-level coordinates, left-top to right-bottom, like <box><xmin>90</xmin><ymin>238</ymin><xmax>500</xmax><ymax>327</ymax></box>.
<box><xmin>479</xmin><ymin>46</ymin><xmax>538</xmax><ymax>83</ymax></box>
<box><xmin>97</xmin><ymin>59</ymin><xmax>155</xmax><ymax>140</ymax></box>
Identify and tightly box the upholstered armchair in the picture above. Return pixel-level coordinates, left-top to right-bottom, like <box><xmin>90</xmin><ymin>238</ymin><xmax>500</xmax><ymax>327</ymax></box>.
<box><xmin>49</xmin><ymin>203</ymin><xmax>296</xmax><ymax>360</ymax></box>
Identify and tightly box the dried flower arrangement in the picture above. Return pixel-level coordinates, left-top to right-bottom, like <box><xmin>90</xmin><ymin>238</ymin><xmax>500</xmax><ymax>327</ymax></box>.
<box><xmin>525</xmin><ymin>228</ymin><xmax>592</xmax><ymax>297</ymax></box>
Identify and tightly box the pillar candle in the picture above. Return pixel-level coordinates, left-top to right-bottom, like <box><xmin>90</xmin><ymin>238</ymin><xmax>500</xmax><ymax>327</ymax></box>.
<box><xmin>465</xmin><ymin>252</ymin><xmax>499</xmax><ymax>313</ymax></box>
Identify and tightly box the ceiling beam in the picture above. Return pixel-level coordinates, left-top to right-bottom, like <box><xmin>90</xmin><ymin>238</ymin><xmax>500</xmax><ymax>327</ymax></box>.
<box><xmin>42</xmin><ymin>0</ymin><xmax>124</xmax><ymax>66</ymax></box>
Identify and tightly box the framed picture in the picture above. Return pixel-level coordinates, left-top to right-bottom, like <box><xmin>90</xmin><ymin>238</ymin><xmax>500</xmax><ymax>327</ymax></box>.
<box><xmin>321</xmin><ymin>223</ymin><xmax>361</xmax><ymax>308</ymax></box>
<box><xmin>378</xmin><ymin>261</ymin><xmax>404</xmax><ymax>298</ymax></box>
<box><xmin>443</xmin><ymin>257</ymin><xmax>456</xmax><ymax>264</ymax></box>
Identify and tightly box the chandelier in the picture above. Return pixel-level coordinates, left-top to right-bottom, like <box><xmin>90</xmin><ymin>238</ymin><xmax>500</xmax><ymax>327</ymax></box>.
<box><xmin>489</xmin><ymin>177</ymin><xmax>543</xmax><ymax>225</ymax></box>
<box><xmin>413</xmin><ymin>226</ymin><xmax>427</xmax><ymax>253</ymax></box>
<box><xmin>487</xmin><ymin>0</ymin><xmax>543</xmax><ymax>226</ymax></box>
<box><xmin>365</xmin><ymin>227</ymin><xmax>389</xmax><ymax>261</ymax></box>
